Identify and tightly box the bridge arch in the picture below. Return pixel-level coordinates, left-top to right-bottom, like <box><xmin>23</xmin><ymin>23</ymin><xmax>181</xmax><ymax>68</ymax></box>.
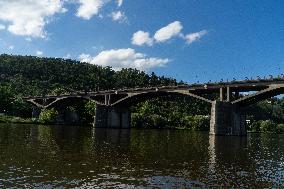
<box><xmin>28</xmin><ymin>96</ymin><xmax>101</xmax><ymax>109</ymax></box>
<box><xmin>111</xmin><ymin>90</ymin><xmax>212</xmax><ymax>107</ymax></box>
<box><xmin>95</xmin><ymin>90</ymin><xmax>213</xmax><ymax>129</ymax></box>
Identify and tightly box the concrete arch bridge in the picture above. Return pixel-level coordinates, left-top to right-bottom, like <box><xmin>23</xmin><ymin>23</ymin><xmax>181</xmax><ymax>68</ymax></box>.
<box><xmin>25</xmin><ymin>78</ymin><xmax>284</xmax><ymax>136</ymax></box>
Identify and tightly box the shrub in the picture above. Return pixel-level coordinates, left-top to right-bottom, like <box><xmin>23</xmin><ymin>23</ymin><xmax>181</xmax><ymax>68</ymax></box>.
<box><xmin>131</xmin><ymin>113</ymin><xmax>210</xmax><ymax>130</ymax></box>
<box><xmin>85</xmin><ymin>101</ymin><xmax>97</xmax><ymax>116</ymax></box>
<box><xmin>180</xmin><ymin>115</ymin><xmax>194</xmax><ymax>129</ymax></box>
<box><xmin>248</xmin><ymin>121</ymin><xmax>261</xmax><ymax>132</ymax></box>
<box><xmin>180</xmin><ymin>115</ymin><xmax>210</xmax><ymax>130</ymax></box>
<box><xmin>276</xmin><ymin>124</ymin><xmax>284</xmax><ymax>133</ymax></box>
<box><xmin>131</xmin><ymin>113</ymin><xmax>142</xmax><ymax>128</ymax></box>
<box><xmin>149</xmin><ymin>114</ymin><xmax>167</xmax><ymax>128</ymax></box>
<box><xmin>190</xmin><ymin>115</ymin><xmax>210</xmax><ymax>131</ymax></box>
<box><xmin>260</xmin><ymin>120</ymin><xmax>277</xmax><ymax>133</ymax></box>
<box><xmin>39</xmin><ymin>108</ymin><xmax>58</xmax><ymax>123</ymax></box>
<box><xmin>131</xmin><ymin>113</ymin><xmax>168</xmax><ymax>128</ymax></box>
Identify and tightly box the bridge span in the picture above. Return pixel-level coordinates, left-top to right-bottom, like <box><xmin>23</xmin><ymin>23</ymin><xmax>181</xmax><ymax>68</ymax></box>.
<box><xmin>24</xmin><ymin>78</ymin><xmax>284</xmax><ymax>136</ymax></box>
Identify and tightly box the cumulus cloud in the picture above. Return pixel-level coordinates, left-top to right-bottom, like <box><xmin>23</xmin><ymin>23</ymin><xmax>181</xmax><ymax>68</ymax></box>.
<box><xmin>0</xmin><ymin>0</ymin><xmax>129</xmax><ymax>37</ymax></box>
<box><xmin>153</xmin><ymin>21</ymin><xmax>183</xmax><ymax>43</ymax></box>
<box><xmin>132</xmin><ymin>21</ymin><xmax>208</xmax><ymax>46</ymax></box>
<box><xmin>79</xmin><ymin>48</ymin><xmax>169</xmax><ymax>71</ymax></box>
<box><xmin>0</xmin><ymin>24</ymin><xmax>5</xmax><ymax>30</ymax></box>
<box><xmin>131</xmin><ymin>21</ymin><xmax>183</xmax><ymax>46</ymax></box>
<box><xmin>75</xmin><ymin>0</ymin><xmax>126</xmax><ymax>20</ymax></box>
<box><xmin>0</xmin><ymin>0</ymin><xmax>66</xmax><ymax>38</ymax></box>
<box><xmin>184</xmin><ymin>30</ymin><xmax>208</xmax><ymax>44</ymax></box>
<box><xmin>117</xmin><ymin>0</ymin><xmax>123</xmax><ymax>7</ymax></box>
<box><xmin>36</xmin><ymin>50</ymin><xmax>43</xmax><ymax>56</ymax></box>
<box><xmin>76</xmin><ymin>0</ymin><xmax>105</xmax><ymax>20</ymax></box>
<box><xmin>132</xmin><ymin>31</ymin><xmax>153</xmax><ymax>46</ymax></box>
<box><xmin>110</xmin><ymin>11</ymin><xmax>127</xmax><ymax>23</ymax></box>
<box><xmin>8</xmin><ymin>45</ymin><xmax>14</xmax><ymax>50</ymax></box>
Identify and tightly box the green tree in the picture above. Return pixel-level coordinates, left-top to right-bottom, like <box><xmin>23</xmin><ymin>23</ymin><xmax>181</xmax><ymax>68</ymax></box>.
<box><xmin>39</xmin><ymin>108</ymin><xmax>59</xmax><ymax>123</ymax></box>
<box><xmin>85</xmin><ymin>101</ymin><xmax>97</xmax><ymax>116</ymax></box>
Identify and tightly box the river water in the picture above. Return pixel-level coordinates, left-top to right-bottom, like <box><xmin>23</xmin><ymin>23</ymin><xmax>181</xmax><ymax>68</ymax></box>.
<box><xmin>0</xmin><ymin>124</ymin><xmax>283</xmax><ymax>188</ymax></box>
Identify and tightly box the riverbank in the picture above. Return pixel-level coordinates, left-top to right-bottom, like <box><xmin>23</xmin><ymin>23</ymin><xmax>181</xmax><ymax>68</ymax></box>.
<box><xmin>1</xmin><ymin>114</ymin><xmax>283</xmax><ymax>134</ymax></box>
<box><xmin>0</xmin><ymin>115</ymin><xmax>35</xmax><ymax>124</ymax></box>
<box><xmin>0</xmin><ymin>115</ymin><xmax>91</xmax><ymax>126</ymax></box>
<box><xmin>247</xmin><ymin>120</ymin><xmax>284</xmax><ymax>134</ymax></box>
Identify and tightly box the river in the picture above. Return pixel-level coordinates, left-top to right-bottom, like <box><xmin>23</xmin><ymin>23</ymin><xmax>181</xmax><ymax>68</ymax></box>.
<box><xmin>0</xmin><ymin>124</ymin><xmax>283</xmax><ymax>188</ymax></box>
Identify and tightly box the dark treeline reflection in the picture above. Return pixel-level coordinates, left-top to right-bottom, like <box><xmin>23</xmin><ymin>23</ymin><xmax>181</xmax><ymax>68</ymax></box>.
<box><xmin>0</xmin><ymin>124</ymin><xmax>283</xmax><ymax>188</ymax></box>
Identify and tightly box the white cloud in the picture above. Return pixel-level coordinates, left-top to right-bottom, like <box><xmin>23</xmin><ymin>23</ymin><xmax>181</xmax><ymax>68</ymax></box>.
<box><xmin>63</xmin><ymin>53</ymin><xmax>71</xmax><ymax>59</ymax></box>
<box><xmin>76</xmin><ymin>0</ymin><xmax>105</xmax><ymax>20</ymax></box>
<box><xmin>8</xmin><ymin>45</ymin><xmax>14</xmax><ymax>50</ymax></box>
<box><xmin>36</xmin><ymin>50</ymin><xmax>43</xmax><ymax>56</ymax></box>
<box><xmin>79</xmin><ymin>48</ymin><xmax>169</xmax><ymax>71</ymax></box>
<box><xmin>0</xmin><ymin>0</ymin><xmax>66</xmax><ymax>38</ymax></box>
<box><xmin>154</xmin><ymin>21</ymin><xmax>183</xmax><ymax>43</ymax></box>
<box><xmin>184</xmin><ymin>30</ymin><xmax>208</xmax><ymax>44</ymax></box>
<box><xmin>132</xmin><ymin>21</ymin><xmax>208</xmax><ymax>46</ymax></box>
<box><xmin>0</xmin><ymin>24</ymin><xmax>5</xmax><ymax>30</ymax></box>
<box><xmin>110</xmin><ymin>11</ymin><xmax>127</xmax><ymax>23</ymax></box>
<box><xmin>117</xmin><ymin>0</ymin><xmax>123</xmax><ymax>7</ymax></box>
<box><xmin>132</xmin><ymin>31</ymin><xmax>153</xmax><ymax>46</ymax></box>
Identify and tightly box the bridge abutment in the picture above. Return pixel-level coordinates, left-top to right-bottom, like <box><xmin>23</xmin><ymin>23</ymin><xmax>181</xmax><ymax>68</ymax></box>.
<box><xmin>94</xmin><ymin>105</ymin><xmax>131</xmax><ymax>128</ymax></box>
<box><xmin>210</xmin><ymin>101</ymin><xmax>246</xmax><ymax>136</ymax></box>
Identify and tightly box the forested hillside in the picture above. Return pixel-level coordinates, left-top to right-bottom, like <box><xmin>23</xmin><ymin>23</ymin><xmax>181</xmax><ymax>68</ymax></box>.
<box><xmin>0</xmin><ymin>54</ymin><xmax>178</xmax><ymax>117</ymax></box>
<box><xmin>0</xmin><ymin>54</ymin><xmax>178</xmax><ymax>96</ymax></box>
<box><xmin>0</xmin><ymin>54</ymin><xmax>283</xmax><ymax>132</ymax></box>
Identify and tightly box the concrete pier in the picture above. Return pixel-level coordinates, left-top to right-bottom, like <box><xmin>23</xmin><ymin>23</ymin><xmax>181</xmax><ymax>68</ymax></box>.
<box><xmin>94</xmin><ymin>105</ymin><xmax>131</xmax><ymax>128</ymax></box>
<box><xmin>210</xmin><ymin>101</ymin><xmax>246</xmax><ymax>136</ymax></box>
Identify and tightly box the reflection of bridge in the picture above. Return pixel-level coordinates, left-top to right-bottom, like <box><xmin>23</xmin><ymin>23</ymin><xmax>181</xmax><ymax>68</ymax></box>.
<box><xmin>25</xmin><ymin>78</ymin><xmax>284</xmax><ymax>136</ymax></box>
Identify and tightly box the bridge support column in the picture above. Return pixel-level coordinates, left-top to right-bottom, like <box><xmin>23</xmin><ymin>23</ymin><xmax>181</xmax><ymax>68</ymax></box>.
<box><xmin>210</xmin><ymin>101</ymin><xmax>246</xmax><ymax>136</ymax></box>
<box><xmin>94</xmin><ymin>105</ymin><xmax>131</xmax><ymax>128</ymax></box>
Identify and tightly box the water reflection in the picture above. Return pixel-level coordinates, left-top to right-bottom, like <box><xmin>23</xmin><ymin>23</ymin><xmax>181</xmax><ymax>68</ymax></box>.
<box><xmin>93</xmin><ymin>128</ymin><xmax>131</xmax><ymax>146</ymax></box>
<box><xmin>208</xmin><ymin>135</ymin><xmax>249</xmax><ymax>187</ymax></box>
<box><xmin>208</xmin><ymin>135</ymin><xmax>248</xmax><ymax>168</ymax></box>
<box><xmin>0</xmin><ymin>124</ymin><xmax>283</xmax><ymax>188</ymax></box>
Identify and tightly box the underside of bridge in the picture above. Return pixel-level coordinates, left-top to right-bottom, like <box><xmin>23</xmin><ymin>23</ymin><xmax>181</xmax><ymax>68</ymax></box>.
<box><xmin>25</xmin><ymin>81</ymin><xmax>284</xmax><ymax>136</ymax></box>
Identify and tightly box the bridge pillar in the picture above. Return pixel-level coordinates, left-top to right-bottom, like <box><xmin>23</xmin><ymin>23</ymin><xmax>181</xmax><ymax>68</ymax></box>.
<box><xmin>94</xmin><ymin>105</ymin><xmax>131</xmax><ymax>128</ymax></box>
<box><xmin>210</xmin><ymin>101</ymin><xmax>246</xmax><ymax>136</ymax></box>
<box><xmin>220</xmin><ymin>87</ymin><xmax>226</xmax><ymax>101</ymax></box>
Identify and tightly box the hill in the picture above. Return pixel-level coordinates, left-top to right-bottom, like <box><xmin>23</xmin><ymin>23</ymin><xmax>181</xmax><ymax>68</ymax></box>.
<box><xmin>0</xmin><ymin>54</ymin><xmax>179</xmax><ymax>117</ymax></box>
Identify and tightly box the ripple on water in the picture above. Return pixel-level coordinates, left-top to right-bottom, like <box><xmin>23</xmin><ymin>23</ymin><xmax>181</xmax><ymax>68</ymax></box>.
<box><xmin>0</xmin><ymin>125</ymin><xmax>283</xmax><ymax>188</ymax></box>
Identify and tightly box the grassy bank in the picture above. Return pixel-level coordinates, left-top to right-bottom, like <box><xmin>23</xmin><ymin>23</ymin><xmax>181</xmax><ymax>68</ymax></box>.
<box><xmin>0</xmin><ymin>114</ymin><xmax>36</xmax><ymax>124</ymax></box>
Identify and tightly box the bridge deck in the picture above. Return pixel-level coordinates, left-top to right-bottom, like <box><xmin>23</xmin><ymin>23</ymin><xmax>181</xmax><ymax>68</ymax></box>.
<box><xmin>24</xmin><ymin>78</ymin><xmax>284</xmax><ymax>100</ymax></box>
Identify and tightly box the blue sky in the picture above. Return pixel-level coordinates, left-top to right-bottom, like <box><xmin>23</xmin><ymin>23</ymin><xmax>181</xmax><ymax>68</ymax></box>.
<box><xmin>0</xmin><ymin>0</ymin><xmax>283</xmax><ymax>83</ymax></box>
